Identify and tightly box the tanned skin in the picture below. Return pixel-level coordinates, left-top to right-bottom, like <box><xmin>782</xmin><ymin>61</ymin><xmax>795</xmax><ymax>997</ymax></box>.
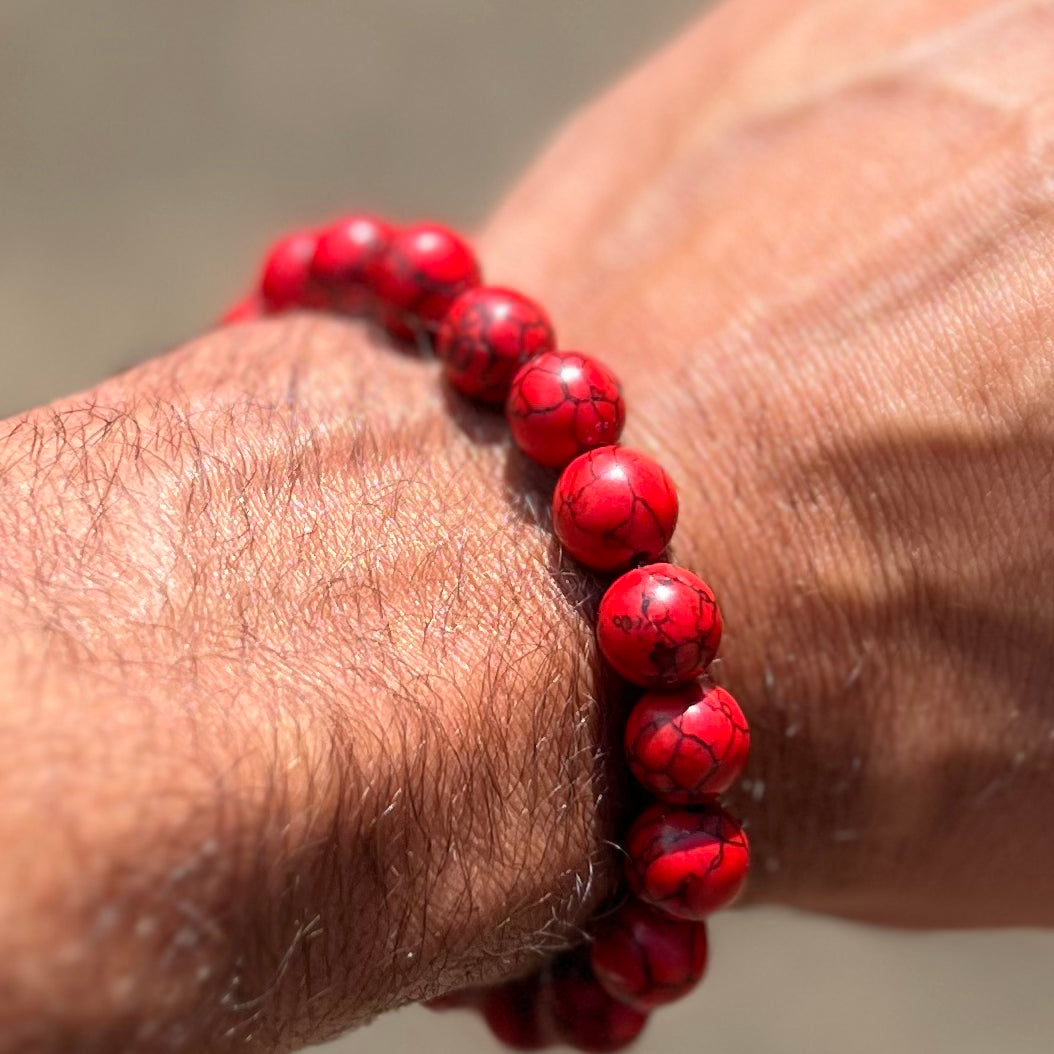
<box><xmin>0</xmin><ymin>0</ymin><xmax>1052</xmax><ymax>1049</ymax></box>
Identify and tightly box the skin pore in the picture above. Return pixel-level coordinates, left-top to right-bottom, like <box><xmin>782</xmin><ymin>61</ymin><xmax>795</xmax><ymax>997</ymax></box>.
<box><xmin>0</xmin><ymin>0</ymin><xmax>1052</xmax><ymax>1050</ymax></box>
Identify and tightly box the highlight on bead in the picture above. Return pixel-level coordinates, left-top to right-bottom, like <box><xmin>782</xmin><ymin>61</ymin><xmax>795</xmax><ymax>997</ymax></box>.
<box><xmin>624</xmin><ymin>802</ymin><xmax>750</xmax><ymax>920</ymax></box>
<box><xmin>311</xmin><ymin>213</ymin><xmax>393</xmax><ymax>313</ymax></box>
<box><xmin>552</xmin><ymin>446</ymin><xmax>678</xmax><ymax>572</ymax></box>
<box><xmin>372</xmin><ymin>222</ymin><xmax>482</xmax><ymax>331</ymax></box>
<box><xmin>596</xmin><ymin>562</ymin><xmax>722</xmax><ymax>687</ymax></box>
<box><xmin>259</xmin><ymin>229</ymin><xmax>325</xmax><ymax>312</ymax></box>
<box><xmin>507</xmin><ymin>350</ymin><xmax>626</xmax><ymax>468</ymax></box>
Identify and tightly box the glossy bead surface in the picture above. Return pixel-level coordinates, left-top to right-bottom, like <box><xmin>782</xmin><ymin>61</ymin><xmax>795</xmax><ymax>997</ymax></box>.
<box><xmin>507</xmin><ymin>351</ymin><xmax>626</xmax><ymax>468</ymax></box>
<box><xmin>596</xmin><ymin>563</ymin><xmax>721</xmax><ymax>687</ymax></box>
<box><xmin>625</xmin><ymin>680</ymin><xmax>750</xmax><ymax>802</ymax></box>
<box><xmin>552</xmin><ymin>447</ymin><xmax>678</xmax><ymax>571</ymax></box>
<box><xmin>591</xmin><ymin>900</ymin><xmax>708</xmax><ymax>1010</ymax></box>
<box><xmin>373</xmin><ymin>222</ymin><xmax>481</xmax><ymax>329</ymax></box>
<box><xmin>436</xmin><ymin>286</ymin><xmax>555</xmax><ymax>403</ymax></box>
<box><xmin>260</xmin><ymin>230</ymin><xmax>324</xmax><ymax>312</ymax></box>
<box><xmin>482</xmin><ymin>975</ymin><xmax>552</xmax><ymax>1050</ymax></box>
<box><xmin>624</xmin><ymin>803</ymin><xmax>749</xmax><ymax>920</ymax></box>
<box><xmin>311</xmin><ymin>214</ymin><xmax>393</xmax><ymax>313</ymax></box>
<box><xmin>550</xmin><ymin>965</ymin><xmax>648</xmax><ymax>1052</ymax></box>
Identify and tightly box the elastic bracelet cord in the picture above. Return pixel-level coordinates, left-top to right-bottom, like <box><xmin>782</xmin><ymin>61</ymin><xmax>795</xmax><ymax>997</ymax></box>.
<box><xmin>221</xmin><ymin>216</ymin><xmax>752</xmax><ymax>1052</ymax></box>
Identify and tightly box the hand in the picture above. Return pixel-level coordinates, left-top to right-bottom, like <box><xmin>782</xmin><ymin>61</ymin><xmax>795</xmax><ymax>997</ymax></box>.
<box><xmin>481</xmin><ymin>0</ymin><xmax>1054</xmax><ymax>927</ymax></box>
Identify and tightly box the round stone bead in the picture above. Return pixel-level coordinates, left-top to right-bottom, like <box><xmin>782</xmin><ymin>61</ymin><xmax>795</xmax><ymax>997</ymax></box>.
<box><xmin>380</xmin><ymin>308</ymin><xmax>420</xmax><ymax>344</ymax></box>
<box><xmin>436</xmin><ymin>286</ymin><xmax>555</xmax><ymax>403</ymax></box>
<box><xmin>373</xmin><ymin>222</ymin><xmax>481</xmax><ymax>330</ymax></box>
<box><xmin>624</xmin><ymin>803</ymin><xmax>750</xmax><ymax>921</ymax></box>
<box><xmin>260</xmin><ymin>229</ymin><xmax>325</xmax><ymax>312</ymax></box>
<box><xmin>549</xmin><ymin>962</ymin><xmax>648</xmax><ymax>1052</ymax></box>
<box><xmin>591</xmin><ymin>899</ymin><xmax>708</xmax><ymax>1010</ymax></box>
<box><xmin>482</xmin><ymin>975</ymin><xmax>552</xmax><ymax>1050</ymax></box>
<box><xmin>552</xmin><ymin>447</ymin><xmax>678</xmax><ymax>572</ymax></box>
<box><xmin>625</xmin><ymin>680</ymin><xmax>750</xmax><ymax>802</ymax></box>
<box><xmin>311</xmin><ymin>214</ymin><xmax>393</xmax><ymax>313</ymax></box>
<box><xmin>596</xmin><ymin>563</ymin><xmax>722</xmax><ymax>687</ymax></box>
<box><xmin>506</xmin><ymin>351</ymin><xmax>626</xmax><ymax>468</ymax></box>
<box><xmin>219</xmin><ymin>293</ymin><xmax>262</xmax><ymax>326</ymax></box>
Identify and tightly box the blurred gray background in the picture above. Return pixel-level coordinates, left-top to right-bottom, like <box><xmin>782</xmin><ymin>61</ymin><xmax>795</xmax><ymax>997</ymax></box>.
<box><xmin>0</xmin><ymin>2</ymin><xmax>1051</xmax><ymax>1051</ymax></box>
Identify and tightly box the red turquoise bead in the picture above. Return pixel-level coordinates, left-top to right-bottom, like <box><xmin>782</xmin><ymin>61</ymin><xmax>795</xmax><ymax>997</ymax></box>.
<box><xmin>373</xmin><ymin>222</ymin><xmax>481</xmax><ymax>330</ymax></box>
<box><xmin>624</xmin><ymin>803</ymin><xmax>750</xmax><ymax>921</ymax></box>
<box><xmin>506</xmin><ymin>351</ymin><xmax>626</xmax><ymax>468</ymax></box>
<box><xmin>552</xmin><ymin>447</ymin><xmax>678</xmax><ymax>572</ymax></box>
<box><xmin>625</xmin><ymin>680</ymin><xmax>750</xmax><ymax>803</ymax></box>
<box><xmin>591</xmin><ymin>899</ymin><xmax>708</xmax><ymax>1010</ymax></box>
<box><xmin>311</xmin><ymin>214</ymin><xmax>393</xmax><ymax>313</ymax></box>
<box><xmin>596</xmin><ymin>563</ymin><xmax>722</xmax><ymax>687</ymax></box>
<box><xmin>219</xmin><ymin>293</ymin><xmax>262</xmax><ymax>326</ymax></box>
<box><xmin>549</xmin><ymin>964</ymin><xmax>648</xmax><ymax>1052</ymax></box>
<box><xmin>436</xmin><ymin>286</ymin><xmax>555</xmax><ymax>403</ymax></box>
<box><xmin>260</xmin><ymin>229</ymin><xmax>325</xmax><ymax>312</ymax></box>
<box><xmin>482</xmin><ymin>975</ymin><xmax>552</xmax><ymax>1050</ymax></box>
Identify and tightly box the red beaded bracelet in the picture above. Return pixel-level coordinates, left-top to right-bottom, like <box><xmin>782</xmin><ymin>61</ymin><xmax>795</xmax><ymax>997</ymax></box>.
<box><xmin>222</xmin><ymin>215</ymin><xmax>751</xmax><ymax>1052</ymax></box>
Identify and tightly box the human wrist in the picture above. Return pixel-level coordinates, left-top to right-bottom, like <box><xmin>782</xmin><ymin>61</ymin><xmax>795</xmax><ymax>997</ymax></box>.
<box><xmin>0</xmin><ymin>316</ymin><xmax>622</xmax><ymax>1048</ymax></box>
